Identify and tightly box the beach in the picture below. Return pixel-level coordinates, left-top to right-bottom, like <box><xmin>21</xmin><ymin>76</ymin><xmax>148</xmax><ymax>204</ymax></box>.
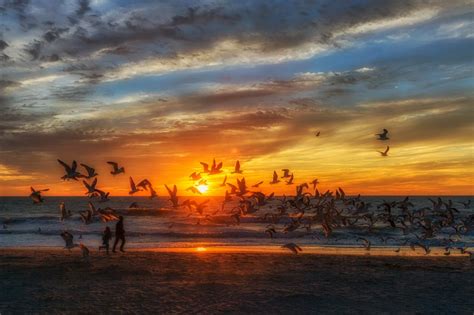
<box><xmin>1</xmin><ymin>248</ymin><xmax>473</xmax><ymax>314</ymax></box>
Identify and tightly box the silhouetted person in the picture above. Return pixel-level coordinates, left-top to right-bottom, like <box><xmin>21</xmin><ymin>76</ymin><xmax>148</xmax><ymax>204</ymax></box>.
<box><xmin>112</xmin><ymin>216</ymin><xmax>125</xmax><ymax>253</ymax></box>
<box><xmin>99</xmin><ymin>226</ymin><xmax>112</xmax><ymax>254</ymax></box>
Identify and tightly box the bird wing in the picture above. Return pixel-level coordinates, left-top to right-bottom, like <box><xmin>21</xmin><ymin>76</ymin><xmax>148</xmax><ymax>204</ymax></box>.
<box><xmin>57</xmin><ymin>159</ymin><xmax>72</xmax><ymax>172</ymax></box>
<box><xmin>200</xmin><ymin>162</ymin><xmax>209</xmax><ymax>171</ymax></box>
<box><xmin>107</xmin><ymin>161</ymin><xmax>118</xmax><ymax>170</ymax></box>
<box><xmin>384</xmin><ymin>146</ymin><xmax>390</xmax><ymax>154</ymax></box>
<box><xmin>235</xmin><ymin>161</ymin><xmax>240</xmax><ymax>171</ymax></box>
<box><xmin>273</xmin><ymin>171</ymin><xmax>278</xmax><ymax>181</ymax></box>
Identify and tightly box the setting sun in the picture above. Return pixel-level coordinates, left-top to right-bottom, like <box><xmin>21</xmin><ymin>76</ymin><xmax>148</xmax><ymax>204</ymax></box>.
<box><xmin>196</xmin><ymin>185</ymin><xmax>208</xmax><ymax>194</ymax></box>
<box><xmin>195</xmin><ymin>247</ymin><xmax>207</xmax><ymax>252</ymax></box>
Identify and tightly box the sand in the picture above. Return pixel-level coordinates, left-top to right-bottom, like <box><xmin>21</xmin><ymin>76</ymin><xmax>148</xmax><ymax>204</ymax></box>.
<box><xmin>0</xmin><ymin>248</ymin><xmax>473</xmax><ymax>314</ymax></box>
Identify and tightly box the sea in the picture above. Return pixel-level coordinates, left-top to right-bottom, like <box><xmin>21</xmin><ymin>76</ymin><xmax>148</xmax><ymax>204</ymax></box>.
<box><xmin>1</xmin><ymin>196</ymin><xmax>473</xmax><ymax>251</ymax></box>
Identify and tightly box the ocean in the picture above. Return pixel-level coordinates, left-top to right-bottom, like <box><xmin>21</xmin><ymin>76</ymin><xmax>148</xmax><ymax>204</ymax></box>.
<box><xmin>1</xmin><ymin>196</ymin><xmax>473</xmax><ymax>251</ymax></box>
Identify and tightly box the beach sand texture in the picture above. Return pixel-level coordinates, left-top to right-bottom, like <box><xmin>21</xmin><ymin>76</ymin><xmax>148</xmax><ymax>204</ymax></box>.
<box><xmin>1</xmin><ymin>249</ymin><xmax>473</xmax><ymax>314</ymax></box>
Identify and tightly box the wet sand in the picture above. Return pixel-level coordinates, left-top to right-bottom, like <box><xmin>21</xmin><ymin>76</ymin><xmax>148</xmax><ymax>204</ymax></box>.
<box><xmin>0</xmin><ymin>248</ymin><xmax>473</xmax><ymax>314</ymax></box>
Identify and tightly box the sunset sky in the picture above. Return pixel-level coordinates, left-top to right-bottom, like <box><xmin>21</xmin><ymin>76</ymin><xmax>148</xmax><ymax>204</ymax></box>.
<box><xmin>0</xmin><ymin>0</ymin><xmax>473</xmax><ymax>196</ymax></box>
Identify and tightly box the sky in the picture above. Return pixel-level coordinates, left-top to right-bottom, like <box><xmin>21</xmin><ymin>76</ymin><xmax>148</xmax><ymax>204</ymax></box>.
<box><xmin>0</xmin><ymin>0</ymin><xmax>473</xmax><ymax>196</ymax></box>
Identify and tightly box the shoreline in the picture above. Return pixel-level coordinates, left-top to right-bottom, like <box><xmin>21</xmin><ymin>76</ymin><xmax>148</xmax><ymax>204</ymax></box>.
<box><xmin>1</xmin><ymin>245</ymin><xmax>472</xmax><ymax>257</ymax></box>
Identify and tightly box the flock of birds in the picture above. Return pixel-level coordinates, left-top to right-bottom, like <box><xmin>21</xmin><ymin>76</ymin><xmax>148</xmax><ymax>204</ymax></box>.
<box><xmin>21</xmin><ymin>129</ymin><xmax>473</xmax><ymax>259</ymax></box>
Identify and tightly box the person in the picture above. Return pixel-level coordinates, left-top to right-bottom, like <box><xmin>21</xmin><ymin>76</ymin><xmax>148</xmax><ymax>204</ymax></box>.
<box><xmin>112</xmin><ymin>216</ymin><xmax>126</xmax><ymax>253</ymax></box>
<box><xmin>99</xmin><ymin>226</ymin><xmax>112</xmax><ymax>254</ymax></box>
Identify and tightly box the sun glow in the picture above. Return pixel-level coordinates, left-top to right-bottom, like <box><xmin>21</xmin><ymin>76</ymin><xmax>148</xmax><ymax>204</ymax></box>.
<box><xmin>196</xmin><ymin>247</ymin><xmax>207</xmax><ymax>252</ymax></box>
<box><xmin>197</xmin><ymin>184</ymin><xmax>208</xmax><ymax>194</ymax></box>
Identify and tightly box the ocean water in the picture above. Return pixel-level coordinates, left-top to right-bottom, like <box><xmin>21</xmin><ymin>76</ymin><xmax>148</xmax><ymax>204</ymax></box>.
<box><xmin>1</xmin><ymin>196</ymin><xmax>473</xmax><ymax>251</ymax></box>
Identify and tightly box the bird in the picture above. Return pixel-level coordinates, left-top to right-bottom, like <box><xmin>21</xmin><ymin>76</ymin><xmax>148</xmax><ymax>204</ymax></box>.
<box><xmin>252</xmin><ymin>181</ymin><xmax>264</xmax><ymax>188</ymax></box>
<box><xmin>29</xmin><ymin>187</ymin><xmax>49</xmax><ymax>204</ymax></box>
<box><xmin>270</xmin><ymin>171</ymin><xmax>280</xmax><ymax>184</ymax></box>
<box><xmin>165</xmin><ymin>184</ymin><xmax>179</xmax><ymax>208</ymax></box>
<box><xmin>200</xmin><ymin>162</ymin><xmax>209</xmax><ymax>173</ymax></box>
<box><xmin>209</xmin><ymin>158</ymin><xmax>223</xmax><ymax>175</ymax></box>
<box><xmin>60</xmin><ymin>231</ymin><xmax>79</xmax><ymax>250</ymax></box>
<box><xmin>285</xmin><ymin>174</ymin><xmax>294</xmax><ymax>185</ymax></box>
<box><xmin>281</xmin><ymin>169</ymin><xmax>291</xmax><ymax>178</ymax></box>
<box><xmin>95</xmin><ymin>189</ymin><xmax>110</xmax><ymax>202</ymax></box>
<box><xmin>82</xmin><ymin>178</ymin><xmax>98</xmax><ymax>197</ymax></box>
<box><xmin>137</xmin><ymin>179</ymin><xmax>157</xmax><ymax>198</ymax></box>
<box><xmin>315</xmin><ymin>131</ymin><xmax>320</xmax><ymax>137</ymax></box>
<box><xmin>79</xmin><ymin>243</ymin><xmax>90</xmax><ymax>259</ymax></box>
<box><xmin>357</xmin><ymin>237</ymin><xmax>371</xmax><ymax>251</ymax></box>
<box><xmin>59</xmin><ymin>202</ymin><xmax>72</xmax><ymax>221</ymax></box>
<box><xmin>376</xmin><ymin>129</ymin><xmax>389</xmax><ymax>140</ymax></box>
<box><xmin>186</xmin><ymin>186</ymin><xmax>202</xmax><ymax>195</ymax></box>
<box><xmin>129</xmin><ymin>177</ymin><xmax>141</xmax><ymax>195</ymax></box>
<box><xmin>190</xmin><ymin>172</ymin><xmax>202</xmax><ymax>181</ymax></box>
<box><xmin>310</xmin><ymin>179</ymin><xmax>319</xmax><ymax>190</ymax></box>
<box><xmin>378</xmin><ymin>146</ymin><xmax>390</xmax><ymax>156</ymax></box>
<box><xmin>232</xmin><ymin>160</ymin><xmax>243</xmax><ymax>174</ymax></box>
<box><xmin>220</xmin><ymin>175</ymin><xmax>227</xmax><ymax>187</ymax></box>
<box><xmin>107</xmin><ymin>161</ymin><xmax>125</xmax><ymax>175</ymax></box>
<box><xmin>57</xmin><ymin>159</ymin><xmax>82</xmax><ymax>180</ymax></box>
<box><xmin>80</xmin><ymin>163</ymin><xmax>98</xmax><ymax>178</ymax></box>
<box><xmin>281</xmin><ymin>243</ymin><xmax>302</xmax><ymax>254</ymax></box>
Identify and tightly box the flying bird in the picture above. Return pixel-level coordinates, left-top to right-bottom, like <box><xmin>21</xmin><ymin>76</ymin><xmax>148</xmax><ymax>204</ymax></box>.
<box><xmin>95</xmin><ymin>189</ymin><xmax>110</xmax><ymax>202</ymax></box>
<box><xmin>281</xmin><ymin>243</ymin><xmax>303</xmax><ymax>254</ymax></box>
<box><xmin>165</xmin><ymin>184</ymin><xmax>179</xmax><ymax>208</ymax></box>
<box><xmin>190</xmin><ymin>172</ymin><xmax>202</xmax><ymax>181</ymax></box>
<box><xmin>186</xmin><ymin>186</ymin><xmax>202</xmax><ymax>195</ymax></box>
<box><xmin>29</xmin><ymin>187</ymin><xmax>49</xmax><ymax>204</ymax></box>
<box><xmin>60</xmin><ymin>231</ymin><xmax>79</xmax><ymax>250</ymax></box>
<box><xmin>129</xmin><ymin>177</ymin><xmax>142</xmax><ymax>195</ymax></box>
<box><xmin>80</xmin><ymin>163</ymin><xmax>98</xmax><ymax>178</ymax></box>
<box><xmin>315</xmin><ymin>131</ymin><xmax>320</xmax><ymax>137</ymax></box>
<box><xmin>270</xmin><ymin>171</ymin><xmax>280</xmax><ymax>184</ymax></box>
<box><xmin>252</xmin><ymin>181</ymin><xmax>264</xmax><ymax>188</ymax></box>
<box><xmin>232</xmin><ymin>160</ymin><xmax>243</xmax><ymax>174</ymax></box>
<box><xmin>107</xmin><ymin>161</ymin><xmax>125</xmax><ymax>175</ymax></box>
<box><xmin>281</xmin><ymin>169</ymin><xmax>291</xmax><ymax>178</ymax></box>
<box><xmin>82</xmin><ymin>178</ymin><xmax>98</xmax><ymax>197</ymax></box>
<box><xmin>378</xmin><ymin>146</ymin><xmax>390</xmax><ymax>156</ymax></box>
<box><xmin>376</xmin><ymin>129</ymin><xmax>389</xmax><ymax>140</ymax></box>
<box><xmin>57</xmin><ymin>159</ymin><xmax>82</xmax><ymax>181</ymax></box>
<box><xmin>286</xmin><ymin>174</ymin><xmax>294</xmax><ymax>185</ymax></box>
<box><xmin>220</xmin><ymin>175</ymin><xmax>227</xmax><ymax>187</ymax></box>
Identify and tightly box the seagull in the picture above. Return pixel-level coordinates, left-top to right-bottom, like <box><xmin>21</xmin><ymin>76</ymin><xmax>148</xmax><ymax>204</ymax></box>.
<box><xmin>310</xmin><ymin>179</ymin><xmax>319</xmax><ymax>190</ymax></box>
<box><xmin>357</xmin><ymin>237</ymin><xmax>371</xmax><ymax>251</ymax></box>
<box><xmin>200</xmin><ymin>162</ymin><xmax>209</xmax><ymax>173</ymax></box>
<box><xmin>209</xmin><ymin>158</ymin><xmax>223</xmax><ymax>175</ymax></box>
<box><xmin>285</xmin><ymin>174</ymin><xmax>294</xmax><ymax>185</ymax></box>
<box><xmin>281</xmin><ymin>243</ymin><xmax>303</xmax><ymax>254</ymax></box>
<box><xmin>281</xmin><ymin>169</ymin><xmax>291</xmax><ymax>178</ymax></box>
<box><xmin>129</xmin><ymin>177</ymin><xmax>141</xmax><ymax>195</ymax></box>
<box><xmin>378</xmin><ymin>146</ymin><xmax>390</xmax><ymax>156</ymax></box>
<box><xmin>270</xmin><ymin>171</ymin><xmax>280</xmax><ymax>184</ymax></box>
<box><xmin>165</xmin><ymin>184</ymin><xmax>179</xmax><ymax>208</ymax></box>
<box><xmin>220</xmin><ymin>175</ymin><xmax>227</xmax><ymax>187</ymax></box>
<box><xmin>79</xmin><ymin>243</ymin><xmax>90</xmax><ymax>259</ymax></box>
<box><xmin>57</xmin><ymin>159</ymin><xmax>82</xmax><ymax>181</ymax></box>
<box><xmin>82</xmin><ymin>178</ymin><xmax>98</xmax><ymax>197</ymax></box>
<box><xmin>315</xmin><ymin>131</ymin><xmax>320</xmax><ymax>137</ymax></box>
<box><xmin>59</xmin><ymin>202</ymin><xmax>72</xmax><ymax>221</ymax></box>
<box><xmin>60</xmin><ymin>231</ymin><xmax>79</xmax><ymax>250</ymax></box>
<box><xmin>186</xmin><ymin>186</ymin><xmax>202</xmax><ymax>195</ymax></box>
<box><xmin>190</xmin><ymin>172</ymin><xmax>202</xmax><ymax>181</ymax></box>
<box><xmin>137</xmin><ymin>179</ymin><xmax>157</xmax><ymax>198</ymax></box>
<box><xmin>376</xmin><ymin>129</ymin><xmax>389</xmax><ymax>140</ymax></box>
<box><xmin>107</xmin><ymin>161</ymin><xmax>125</xmax><ymax>175</ymax></box>
<box><xmin>29</xmin><ymin>187</ymin><xmax>49</xmax><ymax>204</ymax></box>
<box><xmin>80</xmin><ymin>163</ymin><xmax>98</xmax><ymax>178</ymax></box>
<box><xmin>231</xmin><ymin>160</ymin><xmax>243</xmax><ymax>174</ymax></box>
<box><xmin>95</xmin><ymin>189</ymin><xmax>110</xmax><ymax>202</ymax></box>
<box><xmin>252</xmin><ymin>181</ymin><xmax>264</xmax><ymax>188</ymax></box>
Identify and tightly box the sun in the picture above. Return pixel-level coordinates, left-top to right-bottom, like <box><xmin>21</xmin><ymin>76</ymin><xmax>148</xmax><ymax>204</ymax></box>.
<box><xmin>196</xmin><ymin>247</ymin><xmax>207</xmax><ymax>252</ymax></box>
<box><xmin>197</xmin><ymin>184</ymin><xmax>208</xmax><ymax>194</ymax></box>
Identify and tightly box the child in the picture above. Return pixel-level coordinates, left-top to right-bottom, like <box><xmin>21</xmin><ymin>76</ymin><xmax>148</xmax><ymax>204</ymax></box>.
<box><xmin>99</xmin><ymin>226</ymin><xmax>112</xmax><ymax>254</ymax></box>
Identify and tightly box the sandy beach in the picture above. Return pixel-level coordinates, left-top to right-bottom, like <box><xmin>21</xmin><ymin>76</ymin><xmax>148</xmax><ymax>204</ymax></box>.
<box><xmin>1</xmin><ymin>248</ymin><xmax>473</xmax><ymax>314</ymax></box>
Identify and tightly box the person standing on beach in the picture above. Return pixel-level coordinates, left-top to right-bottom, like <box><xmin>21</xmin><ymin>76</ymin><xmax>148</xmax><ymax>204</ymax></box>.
<box><xmin>112</xmin><ymin>216</ymin><xmax>126</xmax><ymax>253</ymax></box>
<box><xmin>99</xmin><ymin>226</ymin><xmax>112</xmax><ymax>254</ymax></box>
